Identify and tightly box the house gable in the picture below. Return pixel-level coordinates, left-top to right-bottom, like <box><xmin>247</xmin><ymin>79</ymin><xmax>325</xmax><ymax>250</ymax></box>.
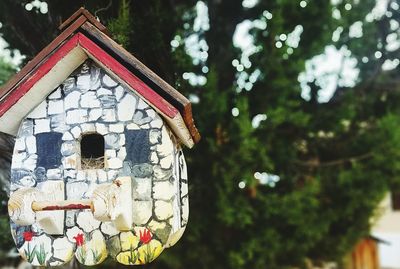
<box><xmin>0</xmin><ymin>9</ymin><xmax>200</xmax><ymax>147</ymax></box>
<box><xmin>0</xmin><ymin>33</ymin><xmax>195</xmax><ymax>147</ymax></box>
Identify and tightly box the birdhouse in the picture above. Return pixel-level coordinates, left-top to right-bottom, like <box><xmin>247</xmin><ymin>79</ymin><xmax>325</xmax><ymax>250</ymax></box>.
<box><xmin>0</xmin><ymin>8</ymin><xmax>200</xmax><ymax>266</ymax></box>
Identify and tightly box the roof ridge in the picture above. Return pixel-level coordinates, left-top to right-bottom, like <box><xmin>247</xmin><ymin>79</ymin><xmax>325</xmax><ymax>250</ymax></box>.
<box><xmin>58</xmin><ymin>7</ymin><xmax>109</xmax><ymax>36</ymax></box>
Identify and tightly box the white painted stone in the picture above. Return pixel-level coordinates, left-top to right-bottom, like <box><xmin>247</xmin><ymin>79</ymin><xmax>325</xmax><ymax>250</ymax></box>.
<box><xmin>149</xmin><ymin>129</ymin><xmax>161</xmax><ymax>144</ymax></box>
<box><xmin>89</xmin><ymin>108</ymin><xmax>103</xmax><ymax>121</ymax></box>
<box><xmin>66</xmin><ymin>226</ymin><xmax>84</xmax><ymax>242</ymax></box>
<box><xmin>48</xmin><ymin>100</ymin><xmax>64</xmax><ymax>115</ymax></box>
<box><xmin>97</xmin><ymin>170</ymin><xmax>108</xmax><ymax>183</ymax></box>
<box><xmin>119</xmin><ymin>134</ymin><xmax>126</xmax><ymax>146</ymax></box>
<box><xmin>160</xmin><ymin>154</ymin><xmax>173</xmax><ymax>169</ymax></box>
<box><xmin>81</xmin><ymin>123</ymin><xmax>96</xmax><ymax>133</ymax></box>
<box><xmin>181</xmin><ymin>182</ymin><xmax>188</xmax><ymax>197</ymax></box>
<box><xmin>81</xmin><ymin>91</ymin><xmax>101</xmax><ymax>108</ymax></box>
<box><xmin>154</xmin><ymin>201</ymin><xmax>173</xmax><ymax>220</ymax></box>
<box><xmin>133</xmin><ymin>178</ymin><xmax>152</xmax><ymax>200</ymax></box>
<box><xmin>53</xmin><ymin>238</ymin><xmax>74</xmax><ymax>262</ymax></box>
<box><xmin>90</xmin><ymin>66</ymin><xmax>102</xmax><ymax>89</ymax></box>
<box><xmin>19</xmin><ymin>120</ymin><xmax>34</xmax><ymax>137</ymax></box>
<box><xmin>153</xmin><ymin>165</ymin><xmax>171</xmax><ymax>180</ymax></box>
<box><xmin>48</xmin><ymin>88</ymin><xmax>62</xmax><ymax>99</ymax></box>
<box><xmin>76</xmin><ymin>170</ymin><xmax>86</xmax><ymax>181</ymax></box>
<box><xmin>86</xmin><ymin>170</ymin><xmax>98</xmax><ymax>182</ymax></box>
<box><xmin>182</xmin><ymin>196</ymin><xmax>189</xmax><ymax>224</ymax></box>
<box><xmin>76</xmin><ymin>74</ymin><xmax>91</xmax><ymax>89</ymax></box>
<box><xmin>47</xmin><ymin>169</ymin><xmax>62</xmax><ymax>179</ymax></box>
<box><xmin>107</xmin><ymin>170</ymin><xmax>119</xmax><ymax>180</ymax></box>
<box><xmin>151</xmin><ymin>119</ymin><xmax>164</xmax><ymax>129</ymax></box>
<box><xmin>97</xmin><ymin>87</ymin><xmax>112</xmax><ymax>95</ymax></box>
<box><xmin>146</xmin><ymin>109</ymin><xmax>156</xmax><ymax>119</ymax></box>
<box><xmin>103</xmin><ymin>74</ymin><xmax>118</xmax><ymax>87</ymax></box>
<box><xmin>105</xmin><ymin>149</ymin><xmax>116</xmax><ymax>158</ymax></box>
<box><xmin>127</xmin><ymin>123</ymin><xmax>139</xmax><ymax>130</ymax></box>
<box><xmin>66</xmin><ymin>109</ymin><xmax>88</xmax><ymax>124</ymax></box>
<box><xmin>118</xmin><ymin>94</ymin><xmax>137</xmax><ymax>121</ymax></box>
<box><xmin>157</xmin><ymin>128</ymin><xmax>174</xmax><ymax>157</ymax></box>
<box><xmin>62</xmin><ymin>132</ymin><xmax>74</xmax><ymax>141</ymax></box>
<box><xmin>109</xmin><ymin>123</ymin><xmax>124</xmax><ymax>133</ymax></box>
<box><xmin>137</xmin><ymin>99</ymin><xmax>148</xmax><ymax>109</ymax></box>
<box><xmin>108</xmin><ymin>158</ymin><xmax>123</xmax><ymax>169</ymax></box>
<box><xmin>63</xmin><ymin>154</ymin><xmax>78</xmax><ymax>169</ymax></box>
<box><xmin>70</xmin><ymin>126</ymin><xmax>81</xmax><ymax>138</ymax></box>
<box><xmin>27</xmin><ymin>102</ymin><xmax>47</xmax><ymax>118</ymax></box>
<box><xmin>141</xmin><ymin>123</ymin><xmax>150</xmax><ymax>129</ymax></box>
<box><xmin>132</xmin><ymin>201</ymin><xmax>152</xmax><ymax>225</ymax></box>
<box><xmin>34</xmin><ymin>119</ymin><xmax>50</xmax><ymax>134</ymax></box>
<box><xmin>150</xmin><ymin>152</ymin><xmax>159</xmax><ymax>164</ymax></box>
<box><xmin>64</xmin><ymin>91</ymin><xmax>81</xmax><ymax>110</ymax></box>
<box><xmin>96</xmin><ymin>123</ymin><xmax>108</xmax><ymax>135</ymax></box>
<box><xmin>14</xmin><ymin>137</ymin><xmax>25</xmax><ymax>151</ymax></box>
<box><xmin>104</xmin><ymin>133</ymin><xmax>120</xmax><ymax>148</ymax></box>
<box><xmin>102</xmin><ymin>109</ymin><xmax>116</xmax><ymax>122</ymax></box>
<box><xmin>118</xmin><ymin>147</ymin><xmax>127</xmax><ymax>160</ymax></box>
<box><xmin>11</xmin><ymin>152</ymin><xmax>25</xmax><ymax>169</ymax></box>
<box><xmin>25</xmin><ymin>136</ymin><xmax>36</xmax><ymax>154</ymax></box>
<box><xmin>153</xmin><ymin>181</ymin><xmax>174</xmax><ymax>200</ymax></box>
<box><xmin>76</xmin><ymin>211</ymin><xmax>101</xmax><ymax>233</ymax></box>
<box><xmin>24</xmin><ymin>154</ymin><xmax>37</xmax><ymax>171</ymax></box>
<box><xmin>101</xmin><ymin>222</ymin><xmax>119</xmax><ymax>236</ymax></box>
<box><xmin>64</xmin><ymin>169</ymin><xmax>77</xmax><ymax>179</ymax></box>
<box><xmin>114</xmin><ymin>86</ymin><xmax>124</xmax><ymax>101</ymax></box>
<box><xmin>61</xmin><ymin>141</ymin><xmax>75</xmax><ymax>156</ymax></box>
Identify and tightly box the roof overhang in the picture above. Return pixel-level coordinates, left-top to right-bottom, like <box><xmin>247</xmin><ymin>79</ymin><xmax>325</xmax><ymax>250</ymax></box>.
<box><xmin>0</xmin><ymin>33</ymin><xmax>195</xmax><ymax>148</ymax></box>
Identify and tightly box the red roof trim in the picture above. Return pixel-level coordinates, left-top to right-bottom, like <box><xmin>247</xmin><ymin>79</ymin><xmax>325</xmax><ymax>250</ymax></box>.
<box><xmin>0</xmin><ymin>35</ymin><xmax>79</xmax><ymax>117</ymax></box>
<box><xmin>0</xmin><ymin>33</ymin><xmax>179</xmax><ymax>119</ymax></box>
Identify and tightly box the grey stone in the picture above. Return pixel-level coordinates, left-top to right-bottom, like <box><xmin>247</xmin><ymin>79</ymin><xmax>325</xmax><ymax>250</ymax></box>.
<box><xmin>61</xmin><ymin>141</ymin><xmax>75</xmax><ymax>156</ymax></box>
<box><xmin>131</xmin><ymin>163</ymin><xmax>153</xmax><ymax>178</ymax></box>
<box><xmin>50</xmin><ymin>114</ymin><xmax>67</xmax><ymax>131</ymax></box>
<box><xmin>99</xmin><ymin>95</ymin><xmax>117</xmax><ymax>108</ymax></box>
<box><xmin>90</xmin><ymin>65</ymin><xmax>102</xmax><ymax>89</ymax></box>
<box><xmin>133</xmin><ymin>111</ymin><xmax>152</xmax><ymax>125</ymax></box>
<box><xmin>18</xmin><ymin>120</ymin><xmax>34</xmax><ymax>137</ymax></box>
<box><xmin>104</xmin><ymin>133</ymin><xmax>120</xmax><ymax>149</ymax></box>
<box><xmin>65</xmin><ymin>211</ymin><xmax>76</xmax><ymax>227</ymax></box>
<box><xmin>34</xmin><ymin>167</ymin><xmax>47</xmax><ymax>182</ymax></box>
<box><xmin>62</xmin><ymin>77</ymin><xmax>76</xmax><ymax>94</ymax></box>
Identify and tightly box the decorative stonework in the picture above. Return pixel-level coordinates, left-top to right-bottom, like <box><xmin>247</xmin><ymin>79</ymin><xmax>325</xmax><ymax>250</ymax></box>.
<box><xmin>9</xmin><ymin>60</ymin><xmax>189</xmax><ymax>266</ymax></box>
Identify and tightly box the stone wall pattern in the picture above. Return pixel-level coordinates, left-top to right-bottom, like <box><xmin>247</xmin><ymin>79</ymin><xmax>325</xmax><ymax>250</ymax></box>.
<box><xmin>9</xmin><ymin>60</ymin><xmax>189</xmax><ymax>266</ymax></box>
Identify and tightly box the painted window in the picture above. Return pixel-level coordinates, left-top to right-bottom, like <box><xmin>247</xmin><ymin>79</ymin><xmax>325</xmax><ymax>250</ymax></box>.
<box><xmin>36</xmin><ymin>132</ymin><xmax>63</xmax><ymax>169</ymax></box>
<box><xmin>81</xmin><ymin>133</ymin><xmax>105</xmax><ymax>169</ymax></box>
<box><xmin>125</xmin><ymin>130</ymin><xmax>150</xmax><ymax>164</ymax></box>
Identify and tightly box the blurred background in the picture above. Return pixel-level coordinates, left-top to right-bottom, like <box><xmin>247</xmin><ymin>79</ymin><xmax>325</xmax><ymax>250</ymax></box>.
<box><xmin>1</xmin><ymin>0</ymin><xmax>400</xmax><ymax>268</ymax></box>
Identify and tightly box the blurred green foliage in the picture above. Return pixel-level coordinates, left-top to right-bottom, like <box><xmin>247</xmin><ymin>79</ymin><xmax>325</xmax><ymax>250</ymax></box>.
<box><xmin>1</xmin><ymin>0</ymin><xmax>400</xmax><ymax>268</ymax></box>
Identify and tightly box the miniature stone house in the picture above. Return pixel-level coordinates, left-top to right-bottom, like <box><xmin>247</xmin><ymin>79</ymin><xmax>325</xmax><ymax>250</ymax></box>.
<box><xmin>0</xmin><ymin>8</ymin><xmax>199</xmax><ymax>267</ymax></box>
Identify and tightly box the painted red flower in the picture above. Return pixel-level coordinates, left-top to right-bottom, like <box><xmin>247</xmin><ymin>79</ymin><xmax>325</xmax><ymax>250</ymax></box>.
<box><xmin>139</xmin><ymin>229</ymin><xmax>152</xmax><ymax>245</ymax></box>
<box><xmin>73</xmin><ymin>233</ymin><xmax>85</xmax><ymax>246</ymax></box>
<box><xmin>23</xmin><ymin>231</ymin><xmax>34</xmax><ymax>242</ymax></box>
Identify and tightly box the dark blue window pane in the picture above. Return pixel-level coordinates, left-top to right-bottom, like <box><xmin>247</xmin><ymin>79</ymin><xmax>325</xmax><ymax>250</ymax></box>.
<box><xmin>125</xmin><ymin>130</ymin><xmax>150</xmax><ymax>164</ymax></box>
<box><xmin>36</xmin><ymin>132</ymin><xmax>63</xmax><ymax>169</ymax></box>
